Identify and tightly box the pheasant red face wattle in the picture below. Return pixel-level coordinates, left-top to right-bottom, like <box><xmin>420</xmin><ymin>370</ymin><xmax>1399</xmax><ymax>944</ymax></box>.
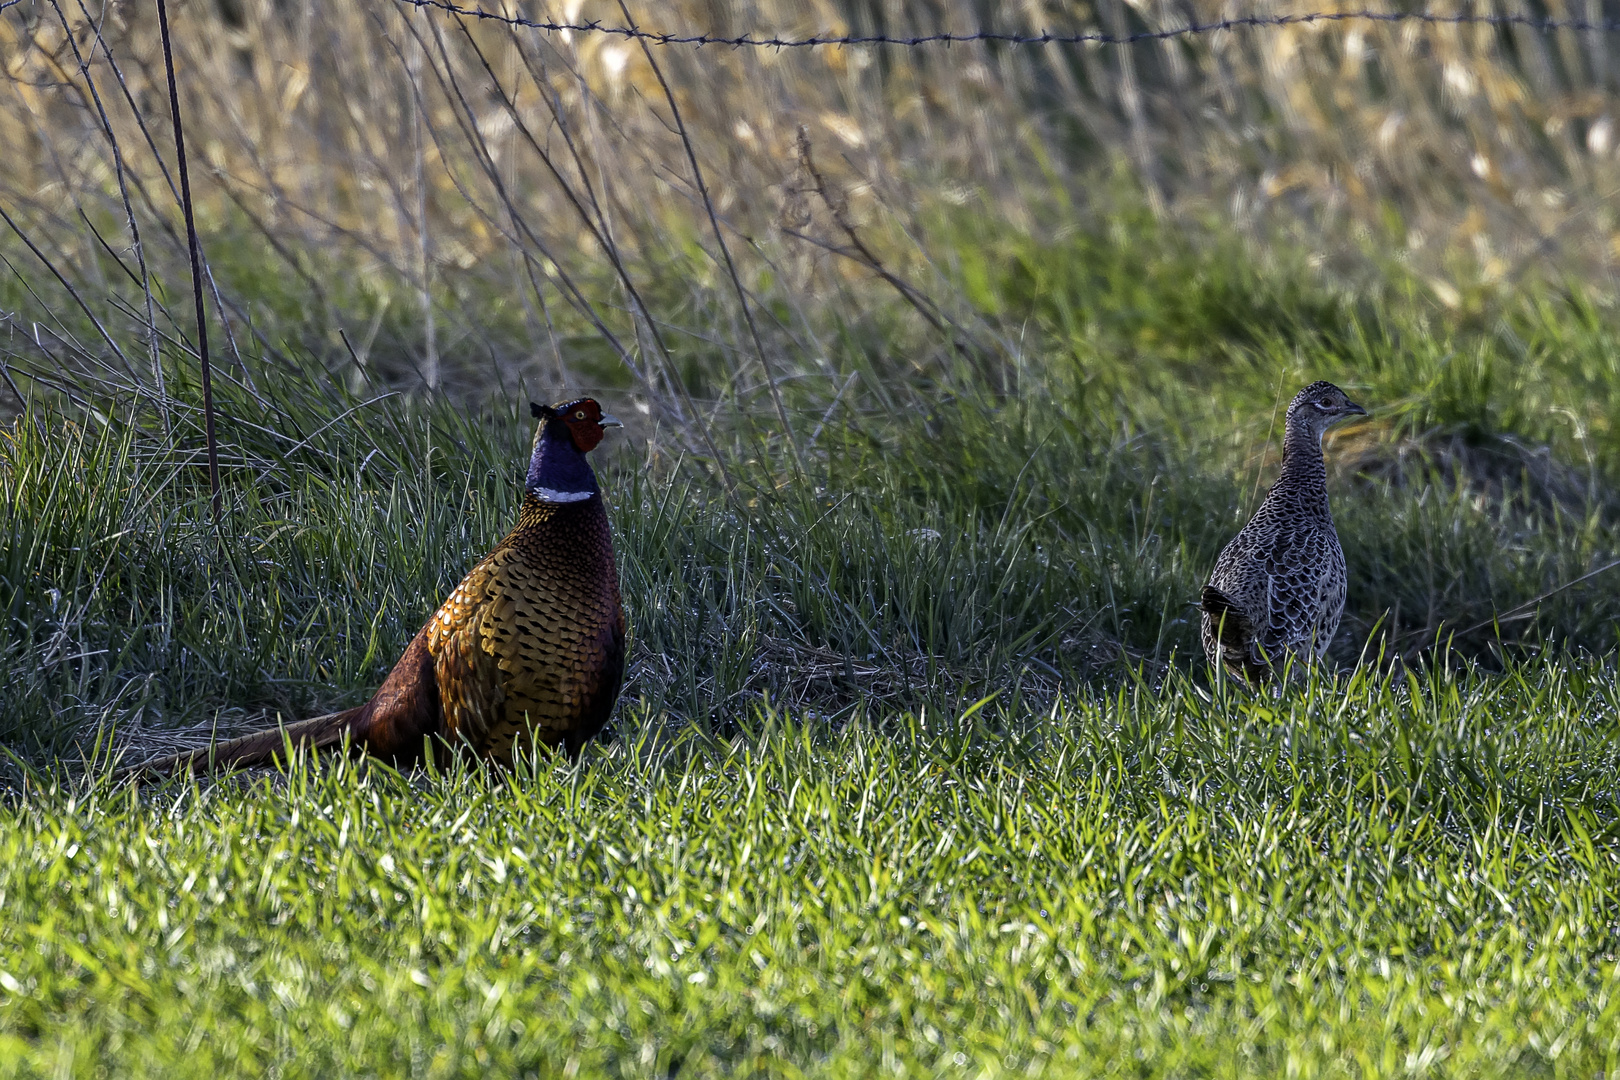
<box><xmin>548</xmin><ymin>397</ymin><xmax>623</xmax><ymax>453</ymax></box>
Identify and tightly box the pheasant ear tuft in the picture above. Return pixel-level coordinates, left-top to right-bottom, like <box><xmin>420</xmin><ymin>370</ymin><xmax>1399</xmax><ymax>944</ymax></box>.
<box><xmin>530</xmin><ymin>402</ymin><xmax>553</xmax><ymax>419</ymax></box>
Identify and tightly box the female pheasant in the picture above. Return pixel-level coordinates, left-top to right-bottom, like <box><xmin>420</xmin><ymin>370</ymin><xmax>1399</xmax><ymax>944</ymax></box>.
<box><xmin>1201</xmin><ymin>381</ymin><xmax>1366</xmax><ymax>683</ymax></box>
<box><xmin>131</xmin><ymin>399</ymin><xmax>626</xmax><ymax>774</ymax></box>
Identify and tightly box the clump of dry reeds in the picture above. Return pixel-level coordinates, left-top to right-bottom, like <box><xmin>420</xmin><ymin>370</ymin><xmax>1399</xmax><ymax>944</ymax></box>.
<box><xmin>8</xmin><ymin>0</ymin><xmax>1620</xmax><ymax>422</ymax></box>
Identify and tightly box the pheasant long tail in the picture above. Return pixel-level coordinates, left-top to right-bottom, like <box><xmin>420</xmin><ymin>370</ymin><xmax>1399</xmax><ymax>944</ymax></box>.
<box><xmin>117</xmin><ymin>707</ymin><xmax>366</xmax><ymax>779</ymax></box>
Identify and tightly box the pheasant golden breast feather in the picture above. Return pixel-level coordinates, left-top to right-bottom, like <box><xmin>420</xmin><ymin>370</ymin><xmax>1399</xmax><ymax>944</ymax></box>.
<box><xmin>1201</xmin><ymin>380</ymin><xmax>1366</xmax><ymax>684</ymax></box>
<box><xmin>132</xmin><ymin>398</ymin><xmax>627</xmax><ymax>775</ymax></box>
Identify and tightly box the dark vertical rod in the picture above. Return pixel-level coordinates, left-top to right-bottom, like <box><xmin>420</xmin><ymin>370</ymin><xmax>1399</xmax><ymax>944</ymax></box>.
<box><xmin>155</xmin><ymin>0</ymin><xmax>221</xmax><ymax>522</ymax></box>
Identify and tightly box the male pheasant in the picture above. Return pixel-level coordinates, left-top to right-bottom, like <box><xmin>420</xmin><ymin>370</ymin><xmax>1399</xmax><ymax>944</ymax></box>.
<box><xmin>128</xmin><ymin>399</ymin><xmax>626</xmax><ymax>775</ymax></box>
<box><xmin>1201</xmin><ymin>381</ymin><xmax>1366</xmax><ymax>683</ymax></box>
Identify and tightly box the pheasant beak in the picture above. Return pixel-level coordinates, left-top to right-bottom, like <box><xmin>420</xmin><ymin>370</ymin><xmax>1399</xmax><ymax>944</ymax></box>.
<box><xmin>598</xmin><ymin>413</ymin><xmax>623</xmax><ymax>429</ymax></box>
<box><xmin>1346</xmin><ymin>400</ymin><xmax>1368</xmax><ymax>417</ymax></box>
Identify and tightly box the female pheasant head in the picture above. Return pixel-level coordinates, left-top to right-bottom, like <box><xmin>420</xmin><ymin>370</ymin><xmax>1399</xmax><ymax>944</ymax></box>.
<box><xmin>526</xmin><ymin>398</ymin><xmax>622</xmax><ymax>503</ymax></box>
<box><xmin>1285</xmin><ymin>381</ymin><xmax>1366</xmax><ymax>445</ymax></box>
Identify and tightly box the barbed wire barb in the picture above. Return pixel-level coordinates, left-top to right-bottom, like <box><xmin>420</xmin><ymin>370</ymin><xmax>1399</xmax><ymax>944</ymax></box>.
<box><xmin>390</xmin><ymin>0</ymin><xmax>1620</xmax><ymax>48</ymax></box>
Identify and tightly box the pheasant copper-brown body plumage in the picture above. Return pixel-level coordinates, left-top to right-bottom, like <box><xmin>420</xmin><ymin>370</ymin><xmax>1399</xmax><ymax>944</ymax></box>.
<box><xmin>1201</xmin><ymin>381</ymin><xmax>1366</xmax><ymax>684</ymax></box>
<box><xmin>130</xmin><ymin>399</ymin><xmax>625</xmax><ymax>775</ymax></box>
<box><xmin>426</xmin><ymin>492</ymin><xmax>624</xmax><ymax>760</ymax></box>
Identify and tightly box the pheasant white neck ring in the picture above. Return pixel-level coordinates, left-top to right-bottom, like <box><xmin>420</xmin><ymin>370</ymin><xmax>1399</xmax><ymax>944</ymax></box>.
<box><xmin>526</xmin><ymin>399</ymin><xmax>614</xmax><ymax>503</ymax></box>
<box><xmin>533</xmin><ymin>486</ymin><xmax>594</xmax><ymax>503</ymax></box>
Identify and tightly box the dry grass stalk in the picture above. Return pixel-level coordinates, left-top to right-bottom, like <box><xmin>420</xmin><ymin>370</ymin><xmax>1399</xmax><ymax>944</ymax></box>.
<box><xmin>5</xmin><ymin>0</ymin><xmax>1620</xmax><ymax>410</ymax></box>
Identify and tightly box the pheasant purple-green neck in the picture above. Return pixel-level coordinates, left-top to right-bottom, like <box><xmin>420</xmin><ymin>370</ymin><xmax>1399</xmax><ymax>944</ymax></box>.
<box><xmin>526</xmin><ymin>398</ymin><xmax>622</xmax><ymax>503</ymax></box>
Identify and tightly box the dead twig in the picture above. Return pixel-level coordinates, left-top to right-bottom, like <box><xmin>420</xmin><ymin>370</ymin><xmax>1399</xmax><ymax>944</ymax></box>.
<box><xmin>154</xmin><ymin>0</ymin><xmax>221</xmax><ymax>524</ymax></box>
<box><xmin>52</xmin><ymin>0</ymin><xmax>169</xmax><ymax>432</ymax></box>
<box><xmin>428</xmin><ymin>11</ymin><xmax>741</xmax><ymax>493</ymax></box>
<box><xmin>619</xmin><ymin>0</ymin><xmax>805</xmax><ymax>484</ymax></box>
<box><xmin>1390</xmin><ymin>556</ymin><xmax>1620</xmax><ymax>659</ymax></box>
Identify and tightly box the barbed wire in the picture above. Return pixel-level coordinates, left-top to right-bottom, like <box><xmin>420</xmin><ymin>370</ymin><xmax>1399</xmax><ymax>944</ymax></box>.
<box><xmin>393</xmin><ymin>0</ymin><xmax>1620</xmax><ymax>48</ymax></box>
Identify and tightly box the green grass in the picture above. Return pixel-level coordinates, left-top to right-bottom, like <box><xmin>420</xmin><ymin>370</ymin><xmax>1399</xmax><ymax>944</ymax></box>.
<box><xmin>4</xmin><ymin>663</ymin><xmax>1620</xmax><ymax>1076</ymax></box>
<box><xmin>9</xmin><ymin>207</ymin><xmax>1620</xmax><ymax>1074</ymax></box>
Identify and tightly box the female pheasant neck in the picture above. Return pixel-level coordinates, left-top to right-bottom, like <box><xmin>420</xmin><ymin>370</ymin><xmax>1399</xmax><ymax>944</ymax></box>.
<box><xmin>526</xmin><ymin>417</ymin><xmax>599</xmax><ymax>503</ymax></box>
<box><xmin>1277</xmin><ymin>407</ymin><xmax>1330</xmax><ymax>513</ymax></box>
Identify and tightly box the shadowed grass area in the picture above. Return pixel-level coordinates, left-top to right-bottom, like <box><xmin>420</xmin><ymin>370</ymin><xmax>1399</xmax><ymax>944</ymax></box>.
<box><xmin>4</xmin><ymin>660</ymin><xmax>1620</xmax><ymax>1076</ymax></box>
<box><xmin>10</xmin><ymin>214</ymin><xmax>1620</xmax><ymax>755</ymax></box>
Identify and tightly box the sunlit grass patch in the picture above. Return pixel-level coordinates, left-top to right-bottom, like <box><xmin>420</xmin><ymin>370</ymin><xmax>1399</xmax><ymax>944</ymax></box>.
<box><xmin>3</xmin><ymin>660</ymin><xmax>1620</xmax><ymax>1076</ymax></box>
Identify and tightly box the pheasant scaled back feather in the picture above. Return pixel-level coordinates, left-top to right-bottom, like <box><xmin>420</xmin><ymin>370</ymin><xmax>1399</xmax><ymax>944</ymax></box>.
<box><xmin>429</xmin><ymin>494</ymin><xmax>625</xmax><ymax>760</ymax></box>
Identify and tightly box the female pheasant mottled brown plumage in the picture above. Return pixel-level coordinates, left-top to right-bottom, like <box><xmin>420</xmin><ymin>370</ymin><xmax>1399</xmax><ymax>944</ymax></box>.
<box><xmin>1201</xmin><ymin>381</ymin><xmax>1366</xmax><ymax>683</ymax></box>
<box><xmin>130</xmin><ymin>399</ymin><xmax>626</xmax><ymax>775</ymax></box>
